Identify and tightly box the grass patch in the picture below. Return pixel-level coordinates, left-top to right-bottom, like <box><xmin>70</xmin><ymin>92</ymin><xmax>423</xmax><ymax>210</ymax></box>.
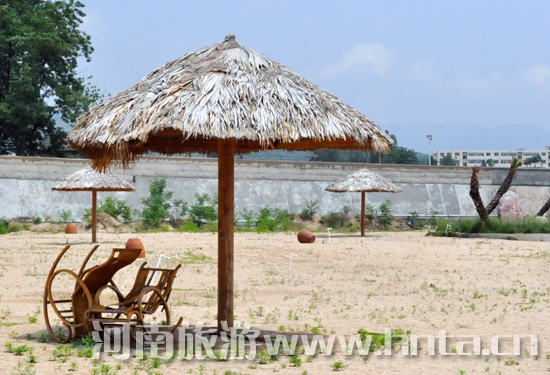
<box><xmin>434</xmin><ymin>216</ymin><xmax>550</xmax><ymax>235</ymax></box>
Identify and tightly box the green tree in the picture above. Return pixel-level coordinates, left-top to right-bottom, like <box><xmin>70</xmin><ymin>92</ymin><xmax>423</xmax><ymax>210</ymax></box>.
<box><xmin>141</xmin><ymin>179</ymin><xmax>173</xmax><ymax>229</ymax></box>
<box><xmin>439</xmin><ymin>154</ymin><xmax>457</xmax><ymax>166</ymax></box>
<box><xmin>313</xmin><ymin>131</ymin><xmax>418</xmax><ymax>165</ymax></box>
<box><xmin>0</xmin><ymin>0</ymin><xmax>101</xmax><ymax>156</ymax></box>
<box><xmin>480</xmin><ymin>159</ymin><xmax>495</xmax><ymax>167</ymax></box>
<box><xmin>524</xmin><ymin>154</ymin><xmax>542</xmax><ymax>166</ymax></box>
<box><xmin>381</xmin><ymin>132</ymin><xmax>418</xmax><ymax>165</ymax></box>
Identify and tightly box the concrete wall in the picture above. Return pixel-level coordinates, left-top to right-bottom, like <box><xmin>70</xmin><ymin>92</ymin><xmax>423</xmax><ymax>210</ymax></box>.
<box><xmin>1</xmin><ymin>156</ymin><xmax>549</xmax><ymax>221</ymax></box>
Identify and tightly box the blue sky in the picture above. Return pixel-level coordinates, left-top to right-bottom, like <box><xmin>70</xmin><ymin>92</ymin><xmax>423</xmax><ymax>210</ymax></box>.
<box><xmin>79</xmin><ymin>1</ymin><xmax>550</xmax><ymax>151</ymax></box>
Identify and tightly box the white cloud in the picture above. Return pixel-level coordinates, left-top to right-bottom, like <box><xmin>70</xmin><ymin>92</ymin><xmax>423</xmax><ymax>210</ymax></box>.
<box><xmin>453</xmin><ymin>72</ymin><xmax>504</xmax><ymax>97</ymax></box>
<box><xmin>524</xmin><ymin>64</ymin><xmax>550</xmax><ymax>87</ymax></box>
<box><xmin>408</xmin><ymin>60</ymin><xmax>443</xmax><ymax>88</ymax></box>
<box><xmin>325</xmin><ymin>43</ymin><xmax>395</xmax><ymax>77</ymax></box>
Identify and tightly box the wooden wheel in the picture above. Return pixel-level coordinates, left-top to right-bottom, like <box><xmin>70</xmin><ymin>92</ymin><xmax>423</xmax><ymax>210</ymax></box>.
<box><xmin>131</xmin><ymin>288</ymin><xmax>171</xmax><ymax>342</ymax></box>
<box><xmin>44</xmin><ymin>268</ymin><xmax>93</xmax><ymax>343</ymax></box>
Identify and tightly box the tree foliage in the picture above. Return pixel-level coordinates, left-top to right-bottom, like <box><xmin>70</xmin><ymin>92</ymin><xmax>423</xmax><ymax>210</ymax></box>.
<box><xmin>0</xmin><ymin>0</ymin><xmax>101</xmax><ymax>156</ymax></box>
<box><xmin>313</xmin><ymin>131</ymin><xmax>418</xmax><ymax>165</ymax></box>
<box><xmin>439</xmin><ymin>154</ymin><xmax>457</xmax><ymax>166</ymax></box>
<box><xmin>524</xmin><ymin>154</ymin><xmax>542</xmax><ymax>166</ymax></box>
<box><xmin>141</xmin><ymin>178</ymin><xmax>173</xmax><ymax>229</ymax></box>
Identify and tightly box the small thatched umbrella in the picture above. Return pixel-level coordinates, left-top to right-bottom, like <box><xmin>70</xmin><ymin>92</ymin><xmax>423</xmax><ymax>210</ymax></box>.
<box><xmin>67</xmin><ymin>35</ymin><xmax>393</xmax><ymax>330</ymax></box>
<box><xmin>325</xmin><ymin>168</ymin><xmax>402</xmax><ymax>236</ymax></box>
<box><xmin>52</xmin><ymin>166</ymin><xmax>135</xmax><ymax>243</ymax></box>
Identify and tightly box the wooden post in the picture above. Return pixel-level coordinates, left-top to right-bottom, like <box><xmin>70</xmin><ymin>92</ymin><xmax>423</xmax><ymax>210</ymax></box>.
<box><xmin>361</xmin><ymin>191</ymin><xmax>365</xmax><ymax>237</ymax></box>
<box><xmin>92</xmin><ymin>190</ymin><xmax>97</xmax><ymax>243</ymax></box>
<box><xmin>218</xmin><ymin>139</ymin><xmax>234</xmax><ymax>331</ymax></box>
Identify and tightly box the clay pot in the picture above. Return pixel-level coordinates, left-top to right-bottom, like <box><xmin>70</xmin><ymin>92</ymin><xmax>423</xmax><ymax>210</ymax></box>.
<box><xmin>125</xmin><ymin>237</ymin><xmax>146</xmax><ymax>258</ymax></box>
<box><xmin>297</xmin><ymin>229</ymin><xmax>315</xmax><ymax>243</ymax></box>
<box><xmin>65</xmin><ymin>223</ymin><xmax>77</xmax><ymax>234</ymax></box>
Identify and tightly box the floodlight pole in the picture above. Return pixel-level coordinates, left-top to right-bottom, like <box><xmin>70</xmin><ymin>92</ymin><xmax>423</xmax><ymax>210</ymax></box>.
<box><xmin>426</xmin><ymin>135</ymin><xmax>433</xmax><ymax>166</ymax></box>
<box><xmin>218</xmin><ymin>139</ymin><xmax>234</xmax><ymax>331</ymax></box>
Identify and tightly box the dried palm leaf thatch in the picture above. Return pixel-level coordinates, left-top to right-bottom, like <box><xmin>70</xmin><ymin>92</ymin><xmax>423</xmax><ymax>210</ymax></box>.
<box><xmin>325</xmin><ymin>168</ymin><xmax>402</xmax><ymax>193</ymax></box>
<box><xmin>68</xmin><ymin>35</ymin><xmax>393</xmax><ymax>171</ymax></box>
<box><xmin>52</xmin><ymin>166</ymin><xmax>135</xmax><ymax>192</ymax></box>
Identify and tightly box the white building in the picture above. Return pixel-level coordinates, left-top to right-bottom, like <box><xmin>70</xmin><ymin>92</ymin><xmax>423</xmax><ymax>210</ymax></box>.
<box><xmin>433</xmin><ymin>147</ymin><xmax>550</xmax><ymax>168</ymax></box>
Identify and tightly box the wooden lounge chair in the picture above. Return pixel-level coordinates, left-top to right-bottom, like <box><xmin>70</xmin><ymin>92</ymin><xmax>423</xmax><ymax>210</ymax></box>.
<box><xmin>88</xmin><ymin>263</ymin><xmax>183</xmax><ymax>339</ymax></box>
<box><xmin>43</xmin><ymin>246</ymin><xmax>141</xmax><ymax>343</ymax></box>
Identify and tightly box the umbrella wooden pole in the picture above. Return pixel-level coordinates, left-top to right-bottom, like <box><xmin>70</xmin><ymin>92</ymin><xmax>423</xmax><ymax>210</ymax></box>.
<box><xmin>361</xmin><ymin>191</ymin><xmax>365</xmax><ymax>237</ymax></box>
<box><xmin>92</xmin><ymin>190</ymin><xmax>97</xmax><ymax>243</ymax></box>
<box><xmin>218</xmin><ymin>139</ymin><xmax>234</xmax><ymax>331</ymax></box>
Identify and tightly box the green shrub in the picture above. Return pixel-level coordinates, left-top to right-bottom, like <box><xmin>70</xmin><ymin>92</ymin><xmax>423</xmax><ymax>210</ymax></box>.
<box><xmin>0</xmin><ymin>218</ymin><xmax>10</xmax><ymax>234</ymax></box>
<box><xmin>256</xmin><ymin>206</ymin><xmax>292</xmax><ymax>232</ymax></box>
<box><xmin>435</xmin><ymin>216</ymin><xmax>550</xmax><ymax>236</ymax></box>
<box><xmin>239</xmin><ymin>208</ymin><xmax>256</xmax><ymax>229</ymax></box>
<box><xmin>141</xmin><ymin>178</ymin><xmax>173</xmax><ymax>229</ymax></box>
<box><xmin>378</xmin><ymin>200</ymin><xmax>393</xmax><ymax>229</ymax></box>
<box><xmin>364</xmin><ymin>204</ymin><xmax>376</xmax><ymax>220</ymax></box>
<box><xmin>59</xmin><ymin>209</ymin><xmax>72</xmax><ymax>223</ymax></box>
<box><xmin>320</xmin><ymin>212</ymin><xmax>349</xmax><ymax>229</ymax></box>
<box><xmin>190</xmin><ymin>193</ymin><xmax>217</xmax><ymax>226</ymax></box>
<box><xmin>33</xmin><ymin>216</ymin><xmax>42</xmax><ymax>225</ymax></box>
<box><xmin>178</xmin><ymin>220</ymin><xmax>200</xmax><ymax>232</ymax></box>
<box><xmin>407</xmin><ymin>211</ymin><xmax>424</xmax><ymax>229</ymax></box>
<box><xmin>169</xmin><ymin>199</ymin><xmax>189</xmax><ymax>222</ymax></box>
<box><xmin>99</xmin><ymin>197</ymin><xmax>133</xmax><ymax>223</ymax></box>
<box><xmin>299</xmin><ymin>199</ymin><xmax>320</xmax><ymax>221</ymax></box>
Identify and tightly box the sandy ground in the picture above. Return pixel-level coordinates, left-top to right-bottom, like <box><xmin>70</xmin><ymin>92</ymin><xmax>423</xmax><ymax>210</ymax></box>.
<box><xmin>1</xmin><ymin>230</ymin><xmax>549</xmax><ymax>374</ymax></box>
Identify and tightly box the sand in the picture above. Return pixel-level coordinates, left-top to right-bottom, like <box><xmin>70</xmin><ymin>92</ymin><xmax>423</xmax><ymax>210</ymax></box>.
<box><xmin>0</xmin><ymin>230</ymin><xmax>549</xmax><ymax>374</ymax></box>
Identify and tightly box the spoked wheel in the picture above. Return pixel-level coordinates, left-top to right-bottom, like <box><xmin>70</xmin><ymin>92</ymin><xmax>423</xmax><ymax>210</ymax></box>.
<box><xmin>132</xmin><ymin>288</ymin><xmax>172</xmax><ymax>343</ymax></box>
<box><xmin>43</xmin><ymin>268</ymin><xmax>92</xmax><ymax>343</ymax></box>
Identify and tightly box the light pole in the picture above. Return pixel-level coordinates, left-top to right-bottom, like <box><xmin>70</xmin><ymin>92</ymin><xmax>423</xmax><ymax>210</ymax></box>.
<box><xmin>426</xmin><ymin>135</ymin><xmax>434</xmax><ymax>166</ymax></box>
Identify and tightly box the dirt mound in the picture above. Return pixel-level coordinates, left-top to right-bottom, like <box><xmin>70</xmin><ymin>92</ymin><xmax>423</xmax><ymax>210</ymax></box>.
<box><xmin>77</xmin><ymin>212</ymin><xmax>132</xmax><ymax>233</ymax></box>
<box><xmin>29</xmin><ymin>223</ymin><xmax>63</xmax><ymax>232</ymax></box>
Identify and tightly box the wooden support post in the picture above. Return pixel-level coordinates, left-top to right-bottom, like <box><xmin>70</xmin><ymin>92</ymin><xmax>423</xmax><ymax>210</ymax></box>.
<box><xmin>92</xmin><ymin>190</ymin><xmax>97</xmax><ymax>243</ymax></box>
<box><xmin>218</xmin><ymin>139</ymin><xmax>234</xmax><ymax>331</ymax></box>
<box><xmin>361</xmin><ymin>191</ymin><xmax>365</xmax><ymax>237</ymax></box>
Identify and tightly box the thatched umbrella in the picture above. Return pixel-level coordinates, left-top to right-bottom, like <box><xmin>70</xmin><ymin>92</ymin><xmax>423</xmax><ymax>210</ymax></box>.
<box><xmin>325</xmin><ymin>168</ymin><xmax>402</xmax><ymax>236</ymax></box>
<box><xmin>67</xmin><ymin>35</ymin><xmax>393</xmax><ymax>330</ymax></box>
<box><xmin>52</xmin><ymin>166</ymin><xmax>135</xmax><ymax>243</ymax></box>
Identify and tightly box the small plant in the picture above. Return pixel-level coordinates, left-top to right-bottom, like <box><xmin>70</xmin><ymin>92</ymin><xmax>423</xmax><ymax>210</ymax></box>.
<box><xmin>290</xmin><ymin>355</ymin><xmax>302</xmax><ymax>367</ymax></box>
<box><xmin>299</xmin><ymin>199</ymin><xmax>320</xmax><ymax>221</ymax></box>
<box><xmin>342</xmin><ymin>205</ymin><xmax>351</xmax><ymax>214</ymax></box>
<box><xmin>59</xmin><ymin>209</ymin><xmax>72</xmax><ymax>223</ymax></box>
<box><xmin>13</xmin><ymin>345</ymin><xmax>30</xmax><ymax>356</ymax></box>
<box><xmin>190</xmin><ymin>193</ymin><xmax>218</xmax><ymax>227</ymax></box>
<box><xmin>407</xmin><ymin>211</ymin><xmax>424</xmax><ymax>229</ymax></box>
<box><xmin>377</xmin><ymin>200</ymin><xmax>393</xmax><ymax>229</ymax></box>
<box><xmin>331</xmin><ymin>361</ymin><xmax>345</xmax><ymax>371</ymax></box>
<box><xmin>11</xmin><ymin>362</ymin><xmax>36</xmax><ymax>375</ymax></box>
<box><xmin>141</xmin><ymin>178</ymin><xmax>174</xmax><ymax>229</ymax></box>
<box><xmin>69</xmin><ymin>361</ymin><xmax>78</xmax><ymax>372</ymax></box>
<box><xmin>239</xmin><ymin>208</ymin><xmax>256</xmax><ymax>229</ymax></box>
<box><xmin>257</xmin><ymin>350</ymin><xmax>271</xmax><ymax>364</ymax></box>
<box><xmin>99</xmin><ymin>196</ymin><xmax>133</xmax><ymax>223</ymax></box>
<box><xmin>320</xmin><ymin>212</ymin><xmax>349</xmax><ymax>229</ymax></box>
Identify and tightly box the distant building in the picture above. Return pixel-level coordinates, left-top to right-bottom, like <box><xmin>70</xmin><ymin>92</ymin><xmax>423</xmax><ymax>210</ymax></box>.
<box><xmin>433</xmin><ymin>147</ymin><xmax>550</xmax><ymax>168</ymax></box>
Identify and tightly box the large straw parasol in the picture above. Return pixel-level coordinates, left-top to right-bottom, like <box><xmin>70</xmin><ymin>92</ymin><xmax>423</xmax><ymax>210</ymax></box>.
<box><xmin>325</xmin><ymin>168</ymin><xmax>402</xmax><ymax>236</ymax></box>
<box><xmin>52</xmin><ymin>166</ymin><xmax>135</xmax><ymax>242</ymax></box>
<box><xmin>67</xmin><ymin>35</ymin><xmax>393</xmax><ymax>330</ymax></box>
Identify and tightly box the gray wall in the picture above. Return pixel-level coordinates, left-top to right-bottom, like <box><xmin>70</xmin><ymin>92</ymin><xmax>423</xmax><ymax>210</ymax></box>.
<box><xmin>1</xmin><ymin>156</ymin><xmax>549</xmax><ymax>221</ymax></box>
